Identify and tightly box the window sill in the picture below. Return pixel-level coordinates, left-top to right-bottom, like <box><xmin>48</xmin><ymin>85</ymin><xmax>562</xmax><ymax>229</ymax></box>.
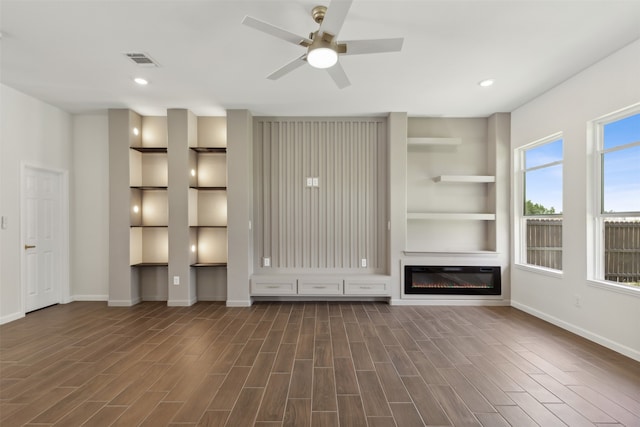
<box><xmin>514</xmin><ymin>263</ymin><xmax>563</xmax><ymax>279</ymax></box>
<box><xmin>587</xmin><ymin>280</ymin><xmax>640</xmax><ymax>298</ymax></box>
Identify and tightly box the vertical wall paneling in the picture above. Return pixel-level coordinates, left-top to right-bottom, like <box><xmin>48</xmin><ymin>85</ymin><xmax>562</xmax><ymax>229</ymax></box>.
<box><xmin>254</xmin><ymin>118</ymin><xmax>388</xmax><ymax>273</ymax></box>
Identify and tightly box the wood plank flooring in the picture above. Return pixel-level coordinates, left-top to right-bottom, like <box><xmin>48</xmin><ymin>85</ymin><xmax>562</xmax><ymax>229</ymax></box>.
<box><xmin>1</xmin><ymin>301</ymin><xmax>639</xmax><ymax>426</ymax></box>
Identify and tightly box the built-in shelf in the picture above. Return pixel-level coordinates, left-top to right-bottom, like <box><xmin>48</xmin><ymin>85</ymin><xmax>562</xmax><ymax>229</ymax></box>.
<box><xmin>403</xmin><ymin>250</ymin><xmax>499</xmax><ymax>256</ymax></box>
<box><xmin>190</xmin><ymin>147</ymin><xmax>226</xmax><ymax>153</ymax></box>
<box><xmin>131</xmin><ymin>262</ymin><xmax>168</xmax><ymax>267</ymax></box>
<box><xmin>189</xmin><ymin>186</ymin><xmax>227</xmax><ymax>190</ymax></box>
<box><xmin>407</xmin><ymin>212</ymin><xmax>496</xmax><ymax>221</ymax></box>
<box><xmin>130</xmin><ymin>147</ymin><xmax>167</xmax><ymax>153</ymax></box>
<box><xmin>407</xmin><ymin>137</ymin><xmax>461</xmax><ymax>147</ymax></box>
<box><xmin>130</xmin><ymin>186</ymin><xmax>168</xmax><ymax>190</ymax></box>
<box><xmin>434</xmin><ymin>175</ymin><xmax>495</xmax><ymax>183</ymax></box>
<box><xmin>191</xmin><ymin>263</ymin><xmax>227</xmax><ymax>267</ymax></box>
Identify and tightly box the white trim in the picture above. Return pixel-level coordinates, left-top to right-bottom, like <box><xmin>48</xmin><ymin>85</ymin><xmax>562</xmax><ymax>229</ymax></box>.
<box><xmin>72</xmin><ymin>294</ymin><xmax>109</xmax><ymax>301</ymax></box>
<box><xmin>226</xmin><ymin>299</ymin><xmax>252</xmax><ymax>307</ymax></box>
<box><xmin>514</xmin><ymin>263</ymin><xmax>564</xmax><ymax>279</ymax></box>
<box><xmin>390</xmin><ymin>298</ymin><xmax>509</xmax><ymax>306</ymax></box>
<box><xmin>108</xmin><ymin>297</ymin><xmax>141</xmax><ymax>307</ymax></box>
<box><xmin>167</xmin><ymin>299</ymin><xmax>195</xmax><ymax>307</ymax></box>
<box><xmin>0</xmin><ymin>312</ymin><xmax>26</xmax><ymax>325</ymax></box>
<box><xmin>511</xmin><ymin>300</ymin><xmax>640</xmax><ymax>362</ymax></box>
<box><xmin>587</xmin><ymin>280</ymin><xmax>640</xmax><ymax>298</ymax></box>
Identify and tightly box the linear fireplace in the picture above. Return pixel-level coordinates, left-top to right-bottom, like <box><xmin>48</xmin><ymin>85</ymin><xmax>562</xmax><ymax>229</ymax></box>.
<box><xmin>404</xmin><ymin>265</ymin><xmax>501</xmax><ymax>295</ymax></box>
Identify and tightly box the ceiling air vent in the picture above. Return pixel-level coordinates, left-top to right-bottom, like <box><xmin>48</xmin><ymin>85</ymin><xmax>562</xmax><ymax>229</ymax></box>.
<box><xmin>124</xmin><ymin>52</ymin><xmax>159</xmax><ymax>67</ymax></box>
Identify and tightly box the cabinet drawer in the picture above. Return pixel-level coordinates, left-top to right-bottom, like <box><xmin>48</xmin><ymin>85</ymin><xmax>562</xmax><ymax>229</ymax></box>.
<box><xmin>344</xmin><ymin>281</ymin><xmax>390</xmax><ymax>295</ymax></box>
<box><xmin>298</xmin><ymin>280</ymin><xmax>343</xmax><ymax>295</ymax></box>
<box><xmin>251</xmin><ymin>280</ymin><xmax>297</xmax><ymax>295</ymax></box>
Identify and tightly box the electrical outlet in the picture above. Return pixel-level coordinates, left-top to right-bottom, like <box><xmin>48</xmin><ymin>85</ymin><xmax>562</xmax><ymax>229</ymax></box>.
<box><xmin>263</xmin><ymin>257</ymin><xmax>271</xmax><ymax>267</ymax></box>
<box><xmin>361</xmin><ymin>258</ymin><xmax>367</xmax><ymax>268</ymax></box>
<box><xmin>312</xmin><ymin>177</ymin><xmax>319</xmax><ymax>187</ymax></box>
<box><xmin>173</xmin><ymin>276</ymin><xmax>180</xmax><ymax>285</ymax></box>
<box><xmin>306</xmin><ymin>177</ymin><xmax>313</xmax><ymax>187</ymax></box>
<box><xmin>574</xmin><ymin>294</ymin><xmax>581</xmax><ymax>308</ymax></box>
<box><xmin>1</xmin><ymin>216</ymin><xmax>7</xmax><ymax>230</ymax></box>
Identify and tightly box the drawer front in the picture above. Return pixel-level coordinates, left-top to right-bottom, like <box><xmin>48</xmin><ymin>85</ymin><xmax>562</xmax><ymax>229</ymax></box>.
<box><xmin>298</xmin><ymin>280</ymin><xmax>343</xmax><ymax>295</ymax></box>
<box><xmin>344</xmin><ymin>282</ymin><xmax>390</xmax><ymax>295</ymax></box>
<box><xmin>251</xmin><ymin>281</ymin><xmax>297</xmax><ymax>295</ymax></box>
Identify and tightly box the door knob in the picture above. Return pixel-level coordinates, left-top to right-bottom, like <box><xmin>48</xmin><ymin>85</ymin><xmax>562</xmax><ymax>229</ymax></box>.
<box><xmin>24</xmin><ymin>244</ymin><xmax>36</xmax><ymax>250</ymax></box>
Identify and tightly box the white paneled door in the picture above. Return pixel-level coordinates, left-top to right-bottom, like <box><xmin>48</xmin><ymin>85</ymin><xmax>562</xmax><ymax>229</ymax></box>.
<box><xmin>22</xmin><ymin>166</ymin><xmax>62</xmax><ymax>312</ymax></box>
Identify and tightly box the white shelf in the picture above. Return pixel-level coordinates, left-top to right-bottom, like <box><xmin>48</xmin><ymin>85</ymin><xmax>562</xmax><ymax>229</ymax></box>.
<box><xmin>404</xmin><ymin>250</ymin><xmax>499</xmax><ymax>256</ymax></box>
<box><xmin>407</xmin><ymin>212</ymin><xmax>496</xmax><ymax>221</ymax></box>
<box><xmin>434</xmin><ymin>175</ymin><xmax>495</xmax><ymax>183</ymax></box>
<box><xmin>407</xmin><ymin>137</ymin><xmax>461</xmax><ymax>146</ymax></box>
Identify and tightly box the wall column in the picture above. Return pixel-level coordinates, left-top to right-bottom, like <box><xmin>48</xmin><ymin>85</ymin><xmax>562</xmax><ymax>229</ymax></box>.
<box><xmin>226</xmin><ymin>109</ymin><xmax>253</xmax><ymax>306</ymax></box>
<box><xmin>167</xmin><ymin>109</ymin><xmax>197</xmax><ymax>305</ymax></box>
<box><xmin>108</xmin><ymin>109</ymin><xmax>140</xmax><ymax>306</ymax></box>
<box><xmin>388</xmin><ymin>112</ymin><xmax>408</xmax><ymax>303</ymax></box>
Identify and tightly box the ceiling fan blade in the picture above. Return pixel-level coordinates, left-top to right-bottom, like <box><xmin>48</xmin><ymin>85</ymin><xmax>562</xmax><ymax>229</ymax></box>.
<box><xmin>242</xmin><ymin>16</ymin><xmax>312</xmax><ymax>47</ymax></box>
<box><xmin>267</xmin><ymin>54</ymin><xmax>307</xmax><ymax>80</ymax></box>
<box><xmin>319</xmin><ymin>0</ymin><xmax>353</xmax><ymax>37</ymax></box>
<box><xmin>327</xmin><ymin>62</ymin><xmax>351</xmax><ymax>89</ymax></box>
<box><xmin>342</xmin><ymin>38</ymin><xmax>404</xmax><ymax>55</ymax></box>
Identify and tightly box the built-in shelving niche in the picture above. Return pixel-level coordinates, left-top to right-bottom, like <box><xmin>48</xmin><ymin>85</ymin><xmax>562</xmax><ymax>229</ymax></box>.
<box><xmin>129</xmin><ymin>116</ymin><xmax>169</xmax><ymax>267</ymax></box>
<box><xmin>406</xmin><ymin>118</ymin><xmax>497</xmax><ymax>254</ymax></box>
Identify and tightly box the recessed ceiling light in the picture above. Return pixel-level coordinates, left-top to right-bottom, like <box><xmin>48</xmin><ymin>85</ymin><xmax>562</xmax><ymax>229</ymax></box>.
<box><xmin>478</xmin><ymin>79</ymin><xmax>495</xmax><ymax>87</ymax></box>
<box><xmin>134</xmin><ymin>77</ymin><xmax>148</xmax><ymax>85</ymax></box>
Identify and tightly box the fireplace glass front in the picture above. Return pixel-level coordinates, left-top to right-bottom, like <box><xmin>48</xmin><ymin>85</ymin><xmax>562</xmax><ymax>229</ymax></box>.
<box><xmin>404</xmin><ymin>265</ymin><xmax>501</xmax><ymax>295</ymax></box>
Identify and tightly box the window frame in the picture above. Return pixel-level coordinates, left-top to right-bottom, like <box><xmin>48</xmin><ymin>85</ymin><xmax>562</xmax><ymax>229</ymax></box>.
<box><xmin>515</xmin><ymin>133</ymin><xmax>564</xmax><ymax>273</ymax></box>
<box><xmin>590</xmin><ymin>105</ymin><xmax>640</xmax><ymax>294</ymax></box>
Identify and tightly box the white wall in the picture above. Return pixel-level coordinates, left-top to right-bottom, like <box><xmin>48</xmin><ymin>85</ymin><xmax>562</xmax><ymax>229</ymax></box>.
<box><xmin>72</xmin><ymin>114</ymin><xmax>109</xmax><ymax>300</ymax></box>
<box><xmin>511</xmin><ymin>40</ymin><xmax>640</xmax><ymax>361</ymax></box>
<box><xmin>0</xmin><ymin>84</ymin><xmax>72</xmax><ymax>323</ymax></box>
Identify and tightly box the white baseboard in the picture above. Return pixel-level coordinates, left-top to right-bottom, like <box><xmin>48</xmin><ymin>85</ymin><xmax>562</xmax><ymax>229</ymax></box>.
<box><xmin>226</xmin><ymin>299</ymin><xmax>252</xmax><ymax>307</ymax></box>
<box><xmin>0</xmin><ymin>311</ymin><xmax>25</xmax><ymax>325</ymax></box>
<box><xmin>167</xmin><ymin>298</ymin><xmax>196</xmax><ymax>307</ymax></box>
<box><xmin>390</xmin><ymin>298</ymin><xmax>510</xmax><ymax>306</ymax></box>
<box><xmin>511</xmin><ymin>300</ymin><xmax>640</xmax><ymax>363</ymax></box>
<box><xmin>72</xmin><ymin>294</ymin><xmax>108</xmax><ymax>301</ymax></box>
<box><xmin>108</xmin><ymin>297</ymin><xmax>141</xmax><ymax>307</ymax></box>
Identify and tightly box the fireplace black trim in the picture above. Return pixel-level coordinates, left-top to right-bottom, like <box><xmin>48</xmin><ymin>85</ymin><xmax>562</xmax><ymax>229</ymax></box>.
<box><xmin>404</xmin><ymin>265</ymin><xmax>501</xmax><ymax>295</ymax></box>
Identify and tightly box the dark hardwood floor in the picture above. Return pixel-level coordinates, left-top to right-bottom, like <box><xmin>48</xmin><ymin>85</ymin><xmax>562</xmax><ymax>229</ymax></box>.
<box><xmin>1</xmin><ymin>301</ymin><xmax>639</xmax><ymax>426</ymax></box>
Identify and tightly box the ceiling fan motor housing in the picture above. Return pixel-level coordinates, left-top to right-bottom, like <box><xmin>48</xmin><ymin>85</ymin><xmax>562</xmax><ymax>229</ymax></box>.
<box><xmin>312</xmin><ymin>5</ymin><xmax>327</xmax><ymax>24</ymax></box>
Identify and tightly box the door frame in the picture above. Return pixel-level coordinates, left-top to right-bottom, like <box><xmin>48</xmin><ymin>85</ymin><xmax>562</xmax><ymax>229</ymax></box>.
<box><xmin>20</xmin><ymin>163</ymin><xmax>70</xmax><ymax>314</ymax></box>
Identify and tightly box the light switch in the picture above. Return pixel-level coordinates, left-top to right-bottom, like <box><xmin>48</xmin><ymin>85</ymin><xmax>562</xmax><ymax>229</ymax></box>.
<box><xmin>312</xmin><ymin>177</ymin><xmax>319</xmax><ymax>187</ymax></box>
<box><xmin>306</xmin><ymin>177</ymin><xmax>313</xmax><ymax>187</ymax></box>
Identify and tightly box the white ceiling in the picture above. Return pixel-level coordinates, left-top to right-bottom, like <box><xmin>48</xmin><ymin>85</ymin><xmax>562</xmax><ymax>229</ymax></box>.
<box><xmin>1</xmin><ymin>0</ymin><xmax>640</xmax><ymax>117</ymax></box>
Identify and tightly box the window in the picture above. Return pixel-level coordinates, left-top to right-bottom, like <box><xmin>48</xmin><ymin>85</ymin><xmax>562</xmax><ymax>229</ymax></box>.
<box><xmin>518</xmin><ymin>136</ymin><xmax>563</xmax><ymax>270</ymax></box>
<box><xmin>594</xmin><ymin>109</ymin><xmax>640</xmax><ymax>288</ymax></box>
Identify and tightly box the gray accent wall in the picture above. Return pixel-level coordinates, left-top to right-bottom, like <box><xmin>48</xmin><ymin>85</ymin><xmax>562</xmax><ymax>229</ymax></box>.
<box><xmin>253</xmin><ymin>117</ymin><xmax>388</xmax><ymax>274</ymax></box>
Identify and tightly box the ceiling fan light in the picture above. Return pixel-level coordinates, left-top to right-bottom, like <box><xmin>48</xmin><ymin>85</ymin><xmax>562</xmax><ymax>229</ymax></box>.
<box><xmin>307</xmin><ymin>47</ymin><xmax>338</xmax><ymax>69</ymax></box>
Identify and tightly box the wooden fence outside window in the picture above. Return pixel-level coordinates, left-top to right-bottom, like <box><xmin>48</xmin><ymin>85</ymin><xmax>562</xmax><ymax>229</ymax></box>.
<box><xmin>526</xmin><ymin>219</ymin><xmax>640</xmax><ymax>284</ymax></box>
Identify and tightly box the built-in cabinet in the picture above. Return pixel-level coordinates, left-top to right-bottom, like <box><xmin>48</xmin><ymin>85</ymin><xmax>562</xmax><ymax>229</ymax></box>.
<box><xmin>251</xmin><ymin>276</ymin><xmax>391</xmax><ymax>297</ymax></box>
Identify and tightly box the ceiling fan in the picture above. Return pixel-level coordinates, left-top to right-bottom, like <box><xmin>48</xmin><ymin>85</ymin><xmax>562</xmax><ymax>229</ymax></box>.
<box><xmin>241</xmin><ymin>0</ymin><xmax>404</xmax><ymax>89</ymax></box>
